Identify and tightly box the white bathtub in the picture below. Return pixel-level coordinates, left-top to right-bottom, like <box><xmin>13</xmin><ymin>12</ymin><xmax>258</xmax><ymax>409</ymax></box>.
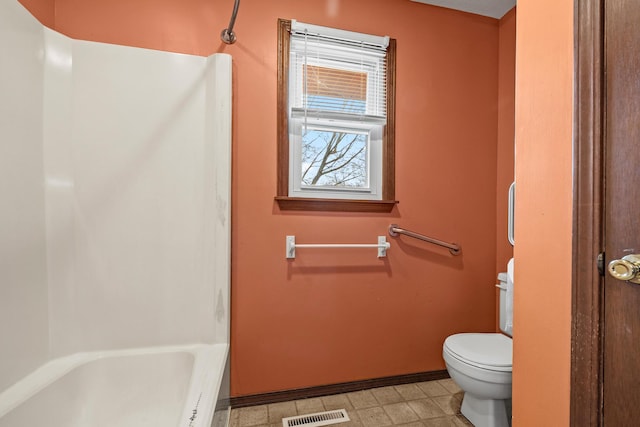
<box><xmin>0</xmin><ymin>344</ymin><xmax>229</xmax><ymax>427</ymax></box>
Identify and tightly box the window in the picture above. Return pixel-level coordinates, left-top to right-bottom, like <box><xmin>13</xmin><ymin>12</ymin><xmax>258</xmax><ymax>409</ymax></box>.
<box><xmin>276</xmin><ymin>19</ymin><xmax>397</xmax><ymax>212</ymax></box>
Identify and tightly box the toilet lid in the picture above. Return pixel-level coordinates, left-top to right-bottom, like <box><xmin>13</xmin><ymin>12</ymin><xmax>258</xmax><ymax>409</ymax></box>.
<box><xmin>444</xmin><ymin>333</ymin><xmax>512</xmax><ymax>369</ymax></box>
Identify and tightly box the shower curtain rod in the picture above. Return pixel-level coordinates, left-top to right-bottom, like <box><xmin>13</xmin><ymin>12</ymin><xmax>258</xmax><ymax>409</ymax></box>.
<box><xmin>221</xmin><ymin>0</ymin><xmax>240</xmax><ymax>44</ymax></box>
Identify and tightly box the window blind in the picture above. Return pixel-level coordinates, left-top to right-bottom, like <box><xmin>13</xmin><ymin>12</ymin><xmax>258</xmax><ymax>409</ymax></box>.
<box><xmin>289</xmin><ymin>21</ymin><xmax>389</xmax><ymax>123</ymax></box>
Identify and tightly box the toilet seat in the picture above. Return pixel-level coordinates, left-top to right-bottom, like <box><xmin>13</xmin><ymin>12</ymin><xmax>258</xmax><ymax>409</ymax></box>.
<box><xmin>444</xmin><ymin>333</ymin><xmax>512</xmax><ymax>372</ymax></box>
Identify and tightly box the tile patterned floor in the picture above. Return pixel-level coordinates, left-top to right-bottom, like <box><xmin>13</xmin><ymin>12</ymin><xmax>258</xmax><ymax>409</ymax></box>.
<box><xmin>230</xmin><ymin>379</ymin><xmax>472</xmax><ymax>427</ymax></box>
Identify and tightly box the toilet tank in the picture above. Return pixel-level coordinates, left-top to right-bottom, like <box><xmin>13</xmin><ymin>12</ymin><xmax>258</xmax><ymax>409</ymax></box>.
<box><xmin>497</xmin><ymin>258</ymin><xmax>514</xmax><ymax>337</ymax></box>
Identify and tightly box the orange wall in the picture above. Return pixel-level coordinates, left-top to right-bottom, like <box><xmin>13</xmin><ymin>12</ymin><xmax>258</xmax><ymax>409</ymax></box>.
<box><xmin>18</xmin><ymin>0</ymin><xmax>54</xmax><ymax>28</ymax></box>
<box><xmin>229</xmin><ymin>2</ymin><xmax>500</xmax><ymax>396</ymax></box>
<box><xmin>17</xmin><ymin>0</ymin><xmax>511</xmax><ymax>398</ymax></box>
<box><xmin>20</xmin><ymin>0</ymin><xmax>228</xmax><ymax>56</ymax></box>
<box><xmin>513</xmin><ymin>0</ymin><xmax>573</xmax><ymax>425</ymax></box>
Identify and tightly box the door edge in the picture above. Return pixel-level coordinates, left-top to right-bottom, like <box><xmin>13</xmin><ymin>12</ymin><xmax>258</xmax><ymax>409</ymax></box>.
<box><xmin>571</xmin><ymin>0</ymin><xmax>605</xmax><ymax>425</ymax></box>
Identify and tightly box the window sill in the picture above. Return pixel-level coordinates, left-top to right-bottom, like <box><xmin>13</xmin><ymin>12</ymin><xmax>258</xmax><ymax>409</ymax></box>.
<box><xmin>275</xmin><ymin>196</ymin><xmax>398</xmax><ymax>213</ymax></box>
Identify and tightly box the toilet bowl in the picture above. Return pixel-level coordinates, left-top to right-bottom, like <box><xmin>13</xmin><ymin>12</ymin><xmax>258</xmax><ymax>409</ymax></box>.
<box><xmin>443</xmin><ymin>333</ymin><xmax>512</xmax><ymax>427</ymax></box>
<box><xmin>442</xmin><ymin>260</ymin><xmax>514</xmax><ymax>427</ymax></box>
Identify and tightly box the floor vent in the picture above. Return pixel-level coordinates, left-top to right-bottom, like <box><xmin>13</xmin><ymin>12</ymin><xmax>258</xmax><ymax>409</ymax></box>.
<box><xmin>282</xmin><ymin>409</ymin><xmax>350</xmax><ymax>427</ymax></box>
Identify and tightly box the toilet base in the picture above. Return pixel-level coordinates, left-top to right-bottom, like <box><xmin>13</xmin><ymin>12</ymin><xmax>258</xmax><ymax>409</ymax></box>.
<box><xmin>460</xmin><ymin>393</ymin><xmax>510</xmax><ymax>427</ymax></box>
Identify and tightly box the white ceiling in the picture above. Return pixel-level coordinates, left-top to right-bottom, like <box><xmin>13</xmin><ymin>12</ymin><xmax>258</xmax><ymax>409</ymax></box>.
<box><xmin>411</xmin><ymin>0</ymin><xmax>516</xmax><ymax>19</ymax></box>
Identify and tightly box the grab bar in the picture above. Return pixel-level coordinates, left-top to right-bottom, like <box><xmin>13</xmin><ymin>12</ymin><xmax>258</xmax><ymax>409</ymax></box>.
<box><xmin>286</xmin><ymin>235</ymin><xmax>390</xmax><ymax>259</ymax></box>
<box><xmin>388</xmin><ymin>224</ymin><xmax>461</xmax><ymax>255</ymax></box>
<box><xmin>508</xmin><ymin>181</ymin><xmax>515</xmax><ymax>246</ymax></box>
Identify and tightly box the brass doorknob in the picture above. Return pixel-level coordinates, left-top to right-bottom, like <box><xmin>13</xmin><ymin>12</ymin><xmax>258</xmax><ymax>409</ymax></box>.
<box><xmin>608</xmin><ymin>254</ymin><xmax>640</xmax><ymax>284</ymax></box>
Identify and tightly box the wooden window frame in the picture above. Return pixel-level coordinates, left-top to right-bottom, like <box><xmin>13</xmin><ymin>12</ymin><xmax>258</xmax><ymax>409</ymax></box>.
<box><xmin>275</xmin><ymin>19</ymin><xmax>398</xmax><ymax>213</ymax></box>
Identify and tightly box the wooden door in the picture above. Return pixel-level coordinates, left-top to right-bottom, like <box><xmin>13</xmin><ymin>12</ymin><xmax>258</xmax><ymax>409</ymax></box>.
<box><xmin>603</xmin><ymin>0</ymin><xmax>640</xmax><ymax>424</ymax></box>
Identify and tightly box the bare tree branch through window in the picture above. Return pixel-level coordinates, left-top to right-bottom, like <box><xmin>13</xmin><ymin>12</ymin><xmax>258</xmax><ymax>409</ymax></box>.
<box><xmin>301</xmin><ymin>129</ymin><xmax>367</xmax><ymax>187</ymax></box>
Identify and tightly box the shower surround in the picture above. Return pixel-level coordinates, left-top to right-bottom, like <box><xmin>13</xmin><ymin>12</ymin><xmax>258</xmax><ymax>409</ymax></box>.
<box><xmin>0</xmin><ymin>0</ymin><xmax>231</xmax><ymax>425</ymax></box>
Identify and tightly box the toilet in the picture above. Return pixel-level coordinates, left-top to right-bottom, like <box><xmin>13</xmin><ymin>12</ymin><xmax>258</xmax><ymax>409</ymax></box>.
<box><xmin>442</xmin><ymin>259</ymin><xmax>514</xmax><ymax>427</ymax></box>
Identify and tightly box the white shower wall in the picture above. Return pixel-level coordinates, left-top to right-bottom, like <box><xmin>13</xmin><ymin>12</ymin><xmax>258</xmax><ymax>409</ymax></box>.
<box><xmin>43</xmin><ymin>31</ymin><xmax>232</xmax><ymax>357</ymax></box>
<box><xmin>1</xmin><ymin>0</ymin><xmax>231</xmax><ymax>391</ymax></box>
<box><xmin>0</xmin><ymin>0</ymin><xmax>50</xmax><ymax>393</ymax></box>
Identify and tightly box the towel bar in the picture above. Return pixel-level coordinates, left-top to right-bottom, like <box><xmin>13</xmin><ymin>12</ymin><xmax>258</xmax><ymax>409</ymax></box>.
<box><xmin>285</xmin><ymin>235</ymin><xmax>390</xmax><ymax>259</ymax></box>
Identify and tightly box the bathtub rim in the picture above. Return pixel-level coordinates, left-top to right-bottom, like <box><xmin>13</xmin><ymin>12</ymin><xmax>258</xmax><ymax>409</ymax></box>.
<box><xmin>0</xmin><ymin>342</ymin><xmax>229</xmax><ymax>427</ymax></box>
